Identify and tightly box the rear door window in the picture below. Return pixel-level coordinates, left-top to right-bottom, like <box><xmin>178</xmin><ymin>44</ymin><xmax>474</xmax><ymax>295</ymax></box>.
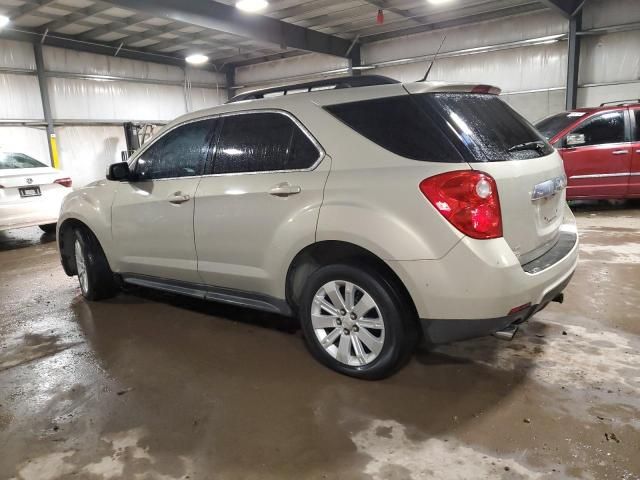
<box><xmin>569</xmin><ymin>111</ymin><xmax>626</xmax><ymax>146</ymax></box>
<box><xmin>634</xmin><ymin>109</ymin><xmax>640</xmax><ymax>141</ymax></box>
<box><xmin>213</xmin><ymin>112</ymin><xmax>320</xmax><ymax>174</ymax></box>
<box><xmin>135</xmin><ymin>118</ymin><xmax>216</xmax><ymax>180</ymax></box>
<box><xmin>324</xmin><ymin>96</ymin><xmax>463</xmax><ymax>162</ymax></box>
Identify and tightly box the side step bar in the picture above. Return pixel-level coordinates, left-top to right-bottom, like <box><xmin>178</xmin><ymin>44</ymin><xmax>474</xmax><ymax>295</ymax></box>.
<box><xmin>120</xmin><ymin>273</ymin><xmax>294</xmax><ymax>317</ymax></box>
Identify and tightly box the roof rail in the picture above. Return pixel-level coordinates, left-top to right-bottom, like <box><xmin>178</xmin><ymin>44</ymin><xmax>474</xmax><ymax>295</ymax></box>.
<box><xmin>228</xmin><ymin>75</ymin><xmax>399</xmax><ymax>103</ymax></box>
<box><xmin>599</xmin><ymin>99</ymin><xmax>640</xmax><ymax>106</ymax></box>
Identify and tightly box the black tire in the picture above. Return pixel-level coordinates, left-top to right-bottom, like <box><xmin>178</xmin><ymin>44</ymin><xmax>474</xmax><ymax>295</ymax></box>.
<box><xmin>73</xmin><ymin>227</ymin><xmax>118</xmax><ymax>301</ymax></box>
<box><xmin>299</xmin><ymin>263</ymin><xmax>418</xmax><ymax>380</ymax></box>
<box><xmin>39</xmin><ymin>223</ymin><xmax>56</xmax><ymax>234</ymax></box>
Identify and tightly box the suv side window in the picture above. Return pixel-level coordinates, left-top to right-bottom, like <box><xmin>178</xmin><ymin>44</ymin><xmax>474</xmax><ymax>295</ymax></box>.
<box><xmin>325</xmin><ymin>96</ymin><xmax>464</xmax><ymax>162</ymax></box>
<box><xmin>214</xmin><ymin>112</ymin><xmax>320</xmax><ymax>174</ymax></box>
<box><xmin>569</xmin><ymin>111</ymin><xmax>626</xmax><ymax>147</ymax></box>
<box><xmin>136</xmin><ymin>118</ymin><xmax>216</xmax><ymax>180</ymax></box>
<box><xmin>634</xmin><ymin>109</ymin><xmax>640</xmax><ymax>141</ymax></box>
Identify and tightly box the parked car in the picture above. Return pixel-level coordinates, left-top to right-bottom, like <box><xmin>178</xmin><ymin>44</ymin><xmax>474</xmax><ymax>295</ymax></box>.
<box><xmin>0</xmin><ymin>151</ymin><xmax>72</xmax><ymax>233</ymax></box>
<box><xmin>535</xmin><ymin>101</ymin><xmax>640</xmax><ymax>200</ymax></box>
<box><xmin>57</xmin><ymin>76</ymin><xmax>578</xmax><ymax>379</ymax></box>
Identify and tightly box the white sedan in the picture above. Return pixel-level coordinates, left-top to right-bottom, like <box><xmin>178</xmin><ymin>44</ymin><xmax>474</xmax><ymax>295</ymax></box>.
<box><xmin>0</xmin><ymin>152</ymin><xmax>72</xmax><ymax>233</ymax></box>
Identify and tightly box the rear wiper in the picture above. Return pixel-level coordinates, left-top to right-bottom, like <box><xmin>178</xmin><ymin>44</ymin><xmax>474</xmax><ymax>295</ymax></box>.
<box><xmin>508</xmin><ymin>141</ymin><xmax>546</xmax><ymax>153</ymax></box>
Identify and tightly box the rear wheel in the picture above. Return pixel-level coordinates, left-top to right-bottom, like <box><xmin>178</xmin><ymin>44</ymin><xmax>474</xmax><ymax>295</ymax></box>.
<box><xmin>299</xmin><ymin>264</ymin><xmax>418</xmax><ymax>380</ymax></box>
<box><xmin>73</xmin><ymin>228</ymin><xmax>117</xmax><ymax>300</ymax></box>
<box><xmin>39</xmin><ymin>223</ymin><xmax>56</xmax><ymax>234</ymax></box>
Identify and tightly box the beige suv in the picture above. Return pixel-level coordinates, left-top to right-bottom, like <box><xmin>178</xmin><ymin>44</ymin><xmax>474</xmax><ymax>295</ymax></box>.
<box><xmin>57</xmin><ymin>76</ymin><xmax>578</xmax><ymax>379</ymax></box>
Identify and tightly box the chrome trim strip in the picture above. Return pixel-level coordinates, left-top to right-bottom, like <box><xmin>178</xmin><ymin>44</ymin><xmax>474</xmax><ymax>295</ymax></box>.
<box><xmin>128</xmin><ymin>108</ymin><xmax>325</xmax><ymax>181</ymax></box>
<box><xmin>569</xmin><ymin>172</ymin><xmax>631</xmax><ymax>179</ymax></box>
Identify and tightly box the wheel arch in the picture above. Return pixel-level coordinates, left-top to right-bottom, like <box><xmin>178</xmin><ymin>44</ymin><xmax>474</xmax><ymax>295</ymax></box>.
<box><xmin>58</xmin><ymin>218</ymin><xmax>106</xmax><ymax>276</ymax></box>
<box><xmin>285</xmin><ymin>240</ymin><xmax>419</xmax><ymax>321</ymax></box>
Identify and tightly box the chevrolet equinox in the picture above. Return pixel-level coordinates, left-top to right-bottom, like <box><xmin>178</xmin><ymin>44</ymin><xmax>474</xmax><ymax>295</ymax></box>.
<box><xmin>57</xmin><ymin>76</ymin><xmax>579</xmax><ymax>379</ymax></box>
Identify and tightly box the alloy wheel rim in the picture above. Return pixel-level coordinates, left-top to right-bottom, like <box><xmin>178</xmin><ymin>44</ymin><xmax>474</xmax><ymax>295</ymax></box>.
<box><xmin>311</xmin><ymin>280</ymin><xmax>385</xmax><ymax>366</ymax></box>
<box><xmin>74</xmin><ymin>239</ymin><xmax>88</xmax><ymax>294</ymax></box>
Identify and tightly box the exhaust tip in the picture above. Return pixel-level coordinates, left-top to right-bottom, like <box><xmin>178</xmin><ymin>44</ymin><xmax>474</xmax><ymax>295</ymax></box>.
<box><xmin>493</xmin><ymin>324</ymin><xmax>519</xmax><ymax>341</ymax></box>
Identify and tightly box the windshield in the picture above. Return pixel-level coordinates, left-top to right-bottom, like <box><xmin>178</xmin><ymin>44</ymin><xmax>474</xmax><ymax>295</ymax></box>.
<box><xmin>535</xmin><ymin>112</ymin><xmax>585</xmax><ymax>140</ymax></box>
<box><xmin>421</xmin><ymin>93</ymin><xmax>554</xmax><ymax>161</ymax></box>
<box><xmin>0</xmin><ymin>152</ymin><xmax>48</xmax><ymax>170</ymax></box>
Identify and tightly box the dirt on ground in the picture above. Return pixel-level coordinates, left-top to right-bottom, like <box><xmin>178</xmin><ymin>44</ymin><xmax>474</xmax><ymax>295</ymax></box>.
<box><xmin>1</xmin><ymin>202</ymin><xmax>639</xmax><ymax>479</ymax></box>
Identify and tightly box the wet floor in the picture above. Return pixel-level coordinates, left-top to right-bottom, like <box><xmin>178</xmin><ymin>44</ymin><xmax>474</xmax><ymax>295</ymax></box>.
<box><xmin>1</xmin><ymin>203</ymin><xmax>639</xmax><ymax>480</ymax></box>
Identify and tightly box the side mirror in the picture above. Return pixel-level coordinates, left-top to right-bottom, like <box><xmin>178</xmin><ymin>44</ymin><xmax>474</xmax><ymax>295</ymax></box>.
<box><xmin>107</xmin><ymin>161</ymin><xmax>131</xmax><ymax>181</ymax></box>
<box><xmin>566</xmin><ymin>133</ymin><xmax>586</xmax><ymax>147</ymax></box>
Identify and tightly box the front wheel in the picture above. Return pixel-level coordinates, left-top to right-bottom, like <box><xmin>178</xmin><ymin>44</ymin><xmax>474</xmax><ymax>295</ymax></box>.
<box><xmin>299</xmin><ymin>264</ymin><xmax>418</xmax><ymax>380</ymax></box>
<box><xmin>73</xmin><ymin>228</ymin><xmax>118</xmax><ymax>301</ymax></box>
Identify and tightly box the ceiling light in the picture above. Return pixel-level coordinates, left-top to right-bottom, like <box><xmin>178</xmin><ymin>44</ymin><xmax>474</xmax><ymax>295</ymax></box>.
<box><xmin>427</xmin><ymin>0</ymin><xmax>453</xmax><ymax>4</ymax></box>
<box><xmin>236</xmin><ymin>0</ymin><xmax>268</xmax><ymax>13</ymax></box>
<box><xmin>186</xmin><ymin>54</ymin><xmax>209</xmax><ymax>65</ymax></box>
<box><xmin>0</xmin><ymin>15</ymin><xmax>10</xmax><ymax>28</ymax></box>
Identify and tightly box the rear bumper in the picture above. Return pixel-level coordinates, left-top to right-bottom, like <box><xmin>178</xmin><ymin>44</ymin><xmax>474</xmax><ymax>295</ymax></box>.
<box><xmin>420</xmin><ymin>271</ymin><xmax>573</xmax><ymax>344</ymax></box>
<box><xmin>0</xmin><ymin>196</ymin><xmax>64</xmax><ymax>231</ymax></box>
<box><xmin>388</xmin><ymin>205</ymin><xmax>579</xmax><ymax>343</ymax></box>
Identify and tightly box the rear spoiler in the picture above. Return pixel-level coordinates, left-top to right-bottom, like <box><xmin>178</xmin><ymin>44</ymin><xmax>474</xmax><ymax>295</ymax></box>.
<box><xmin>404</xmin><ymin>81</ymin><xmax>502</xmax><ymax>96</ymax></box>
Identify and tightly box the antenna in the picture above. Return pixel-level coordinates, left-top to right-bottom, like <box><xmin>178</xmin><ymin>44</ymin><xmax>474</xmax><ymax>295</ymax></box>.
<box><xmin>420</xmin><ymin>35</ymin><xmax>447</xmax><ymax>82</ymax></box>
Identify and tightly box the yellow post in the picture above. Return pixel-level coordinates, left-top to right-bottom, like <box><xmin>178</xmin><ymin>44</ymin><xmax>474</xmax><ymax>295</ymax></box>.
<box><xmin>49</xmin><ymin>134</ymin><xmax>60</xmax><ymax>169</ymax></box>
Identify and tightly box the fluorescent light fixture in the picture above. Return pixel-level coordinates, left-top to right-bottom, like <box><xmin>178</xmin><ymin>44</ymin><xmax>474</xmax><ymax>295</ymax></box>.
<box><xmin>185</xmin><ymin>54</ymin><xmax>209</xmax><ymax>65</ymax></box>
<box><xmin>0</xmin><ymin>15</ymin><xmax>9</xmax><ymax>28</ymax></box>
<box><xmin>236</xmin><ymin>0</ymin><xmax>268</xmax><ymax>13</ymax></box>
<box><xmin>427</xmin><ymin>0</ymin><xmax>453</xmax><ymax>4</ymax></box>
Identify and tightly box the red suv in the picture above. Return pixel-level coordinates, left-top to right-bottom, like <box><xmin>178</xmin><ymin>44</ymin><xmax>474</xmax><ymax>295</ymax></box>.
<box><xmin>535</xmin><ymin>102</ymin><xmax>640</xmax><ymax>200</ymax></box>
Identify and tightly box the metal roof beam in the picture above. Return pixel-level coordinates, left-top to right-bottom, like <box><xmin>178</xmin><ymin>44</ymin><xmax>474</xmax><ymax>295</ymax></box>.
<box><xmin>8</xmin><ymin>0</ymin><xmax>59</xmax><ymax>21</ymax></box>
<box><xmin>538</xmin><ymin>0</ymin><xmax>584</xmax><ymax>18</ymax></box>
<box><xmin>101</xmin><ymin>0</ymin><xmax>353</xmax><ymax>57</ymax></box>
<box><xmin>39</xmin><ymin>4</ymin><xmax>114</xmax><ymax>32</ymax></box>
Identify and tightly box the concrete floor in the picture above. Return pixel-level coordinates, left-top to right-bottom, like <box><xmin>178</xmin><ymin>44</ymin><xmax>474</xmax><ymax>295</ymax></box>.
<box><xmin>1</xmin><ymin>204</ymin><xmax>639</xmax><ymax>480</ymax></box>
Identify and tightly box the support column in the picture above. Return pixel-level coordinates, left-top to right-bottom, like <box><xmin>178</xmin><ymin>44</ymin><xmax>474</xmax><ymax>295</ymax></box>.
<box><xmin>33</xmin><ymin>43</ymin><xmax>59</xmax><ymax>168</ymax></box>
<box><xmin>347</xmin><ymin>44</ymin><xmax>362</xmax><ymax>77</ymax></box>
<box><xmin>565</xmin><ymin>10</ymin><xmax>582</xmax><ymax>110</ymax></box>
<box><xmin>226</xmin><ymin>67</ymin><xmax>236</xmax><ymax>102</ymax></box>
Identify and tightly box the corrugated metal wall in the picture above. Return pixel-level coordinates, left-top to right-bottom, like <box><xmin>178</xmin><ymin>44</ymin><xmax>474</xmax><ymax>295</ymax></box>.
<box><xmin>236</xmin><ymin>0</ymin><xmax>640</xmax><ymax>123</ymax></box>
<box><xmin>0</xmin><ymin>41</ymin><xmax>227</xmax><ymax>186</ymax></box>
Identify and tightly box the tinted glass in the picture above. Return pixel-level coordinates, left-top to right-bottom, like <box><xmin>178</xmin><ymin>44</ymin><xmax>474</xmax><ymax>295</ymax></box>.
<box><xmin>214</xmin><ymin>112</ymin><xmax>319</xmax><ymax>174</ymax></box>
<box><xmin>425</xmin><ymin>93</ymin><xmax>554</xmax><ymax>161</ymax></box>
<box><xmin>634</xmin><ymin>109</ymin><xmax>640</xmax><ymax>141</ymax></box>
<box><xmin>324</xmin><ymin>96</ymin><xmax>463</xmax><ymax>162</ymax></box>
<box><xmin>0</xmin><ymin>152</ymin><xmax>47</xmax><ymax>170</ymax></box>
<box><xmin>535</xmin><ymin>112</ymin><xmax>586</xmax><ymax>140</ymax></box>
<box><xmin>136</xmin><ymin>119</ymin><xmax>216</xmax><ymax>180</ymax></box>
<box><xmin>570</xmin><ymin>111</ymin><xmax>625</xmax><ymax>146</ymax></box>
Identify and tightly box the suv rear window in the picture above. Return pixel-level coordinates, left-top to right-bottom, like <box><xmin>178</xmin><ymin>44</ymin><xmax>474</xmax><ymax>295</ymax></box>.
<box><xmin>324</xmin><ymin>96</ymin><xmax>464</xmax><ymax>163</ymax></box>
<box><xmin>423</xmin><ymin>93</ymin><xmax>554</xmax><ymax>161</ymax></box>
<box><xmin>325</xmin><ymin>93</ymin><xmax>552</xmax><ymax>163</ymax></box>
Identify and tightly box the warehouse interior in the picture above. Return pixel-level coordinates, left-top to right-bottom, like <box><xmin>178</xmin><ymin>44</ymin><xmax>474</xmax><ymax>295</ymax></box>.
<box><xmin>1</xmin><ymin>0</ymin><xmax>639</xmax><ymax>478</ymax></box>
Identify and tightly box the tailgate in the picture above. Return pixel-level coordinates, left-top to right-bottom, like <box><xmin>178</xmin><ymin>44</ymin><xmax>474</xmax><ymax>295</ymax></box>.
<box><xmin>475</xmin><ymin>153</ymin><xmax>567</xmax><ymax>262</ymax></box>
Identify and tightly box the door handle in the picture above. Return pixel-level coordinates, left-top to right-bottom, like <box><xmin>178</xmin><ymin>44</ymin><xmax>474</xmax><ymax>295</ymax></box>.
<box><xmin>268</xmin><ymin>182</ymin><xmax>301</xmax><ymax>197</ymax></box>
<box><xmin>168</xmin><ymin>192</ymin><xmax>191</xmax><ymax>204</ymax></box>
<box><xmin>612</xmin><ymin>150</ymin><xmax>629</xmax><ymax>155</ymax></box>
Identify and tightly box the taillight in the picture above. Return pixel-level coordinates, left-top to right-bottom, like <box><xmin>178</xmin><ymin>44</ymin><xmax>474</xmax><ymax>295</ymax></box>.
<box><xmin>419</xmin><ymin>171</ymin><xmax>502</xmax><ymax>240</ymax></box>
<box><xmin>54</xmin><ymin>177</ymin><xmax>72</xmax><ymax>188</ymax></box>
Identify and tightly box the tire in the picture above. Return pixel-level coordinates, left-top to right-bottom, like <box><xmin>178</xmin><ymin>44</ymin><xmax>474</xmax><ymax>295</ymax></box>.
<box><xmin>299</xmin><ymin>263</ymin><xmax>418</xmax><ymax>380</ymax></box>
<box><xmin>73</xmin><ymin>227</ymin><xmax>118</xmax><ymax>301</ymax></box>
<box><xmin>39</xmin><ymin>223</ymin><xmax>56</xmax><ymax>234</ymax></box>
